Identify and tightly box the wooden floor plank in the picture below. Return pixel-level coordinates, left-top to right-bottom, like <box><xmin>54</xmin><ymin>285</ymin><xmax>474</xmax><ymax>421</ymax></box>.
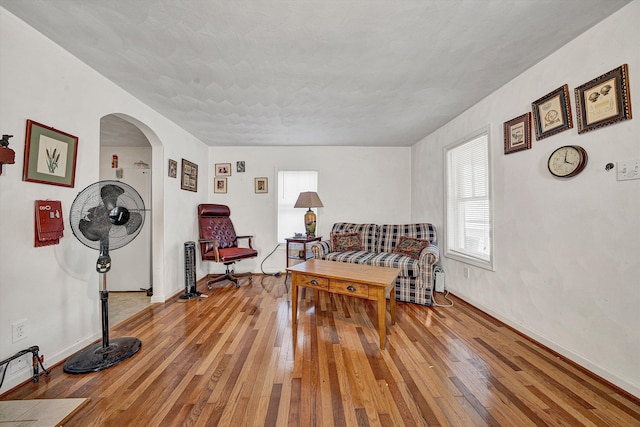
<box><xmin>2</xmin><ymin>275</ymin><xmax>638</xmax><ymax>426</ymax></box>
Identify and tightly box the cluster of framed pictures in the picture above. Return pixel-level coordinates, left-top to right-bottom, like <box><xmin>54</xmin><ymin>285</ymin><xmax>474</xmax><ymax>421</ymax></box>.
<box><xmin>504</xmin><ymin>64</ymin><xmax>632</xmax><ymax>154</ymax></box>
<box><xmin>169</xmin><ymin>158</ymin><xmax>267</xmax><ymax>194</ymax></box>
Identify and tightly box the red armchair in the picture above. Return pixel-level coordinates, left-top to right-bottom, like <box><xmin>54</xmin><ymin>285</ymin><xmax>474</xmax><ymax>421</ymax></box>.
<box><xmin>197</xmin><ymin>204</ymin><xmax>257</xmax><ymax>288</ymax></box>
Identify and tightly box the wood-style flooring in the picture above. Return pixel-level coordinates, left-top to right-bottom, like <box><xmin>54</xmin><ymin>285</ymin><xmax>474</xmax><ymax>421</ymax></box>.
<box><xmin>2</xmin><ymin>274</ymin><xmax>639</xmax><ymax>426</ymax></box>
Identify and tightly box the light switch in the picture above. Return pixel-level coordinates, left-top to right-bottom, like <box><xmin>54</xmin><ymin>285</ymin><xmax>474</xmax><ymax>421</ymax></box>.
<box><xmin>617</xmin><ymin>158</ymin><xmax>640</xmax><ymax>181</ymax></box>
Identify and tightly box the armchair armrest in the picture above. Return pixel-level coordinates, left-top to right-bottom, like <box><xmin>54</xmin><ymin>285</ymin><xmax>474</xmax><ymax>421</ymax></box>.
<box><xmin>419</xmin><ymin>244</ymin><xmax>440</xmax><ymax>266</ymax></box>
<box><xmin>235</xmin><ymin>235</ymin><xmax>254</xmax><ymax>248</ymax></box>
<box><xmin>311</xmin><ymin>240</ymin><xmax>332</xmax><ymax>259</ymax></box>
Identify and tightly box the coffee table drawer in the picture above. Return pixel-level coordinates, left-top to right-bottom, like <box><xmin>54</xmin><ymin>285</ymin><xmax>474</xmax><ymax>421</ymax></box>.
<box><xmin>330</xmin><ymin>280</ymin><xmax>369</xmax><ymax>298</ymax></box>
<box><xmin>296</xmin><ymin>274</ymin><xmax>329</xmax><ymax>290</ymax></box>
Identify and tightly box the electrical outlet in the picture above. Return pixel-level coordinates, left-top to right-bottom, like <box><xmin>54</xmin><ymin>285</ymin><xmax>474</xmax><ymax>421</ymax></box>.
<box><xmin>12</xmin><ymin>319</ymin><xmax>28</xmax><ymax>343</ymax></box>
<box><xmin>9</xmin><ymin>356</ymin><xmax>29</xmax><ymax>375</ymax></box>
<box><xmin>463</xmin><ymin>267</ymin><xmax>470</xmax><ymax>279</ymax></box>
<box><xmin>617</xmin><ymin>158</ymin><xmax>640</xmax><ymax>181</ymax></box>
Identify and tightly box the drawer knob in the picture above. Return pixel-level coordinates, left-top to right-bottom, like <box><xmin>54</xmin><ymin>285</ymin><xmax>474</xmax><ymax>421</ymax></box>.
<box><xmin>310</xmin><ymin>280</ymin><xmax>318</xmax><ymax>285</ymax></box>
<box><xmin>347</xmin><ymin>285</ymin><xmax>356</xmax><ymax>292</ymax></box>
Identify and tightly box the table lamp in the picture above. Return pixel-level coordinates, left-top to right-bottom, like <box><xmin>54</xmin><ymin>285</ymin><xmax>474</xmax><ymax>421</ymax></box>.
<box><xmin>294</xmin><ymin>191</ymin><xmax>324</xmax><ymax>237</ymax></box>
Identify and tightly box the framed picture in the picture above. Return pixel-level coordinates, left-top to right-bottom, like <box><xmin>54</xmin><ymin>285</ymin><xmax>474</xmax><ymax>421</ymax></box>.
<box><xmin>503</xmin><ymin>112</ymin><xmax>532</xmax><ymax>154</ymax></box>
<box><xmin>575</xmin><ymin>64</ymin><xmax>632</xmax><ymax>134</ymax></box>
<box><xmin>214</xmin><ymin>177</ymin><xmax>227</xmax><ymax>193</ymax></box>
<box><xmin>168</xmin><ymin>159</ymin><xmax>177</xmax><ymax>178</ymax></box>
<box><xmin>531</xmin><ymin>84</ymin><xmax>573</xmax><ymax>140</ymax></box>
<box><xmin>215</xmin><ymin>163</ymin><xmax>231</xmax><ymax>176</ymax></box>
<box><xmin>23</xmin><ymin>119</ymin><xmax>78</xmax><ymax>187</ymax></box>
<box><xmin>181</xmin><ymin>159</ymin><xmax>198</xmax><ymax>192</ymax></box>
<box><xmin>237</xmin><ymin>161</ymin><xmax>245</xmax><ymax>173</ymax></box>
<box><xmin>255</xmin><ymin>177</ymin><xmax>268</xmax><ymax>193</ymax></box>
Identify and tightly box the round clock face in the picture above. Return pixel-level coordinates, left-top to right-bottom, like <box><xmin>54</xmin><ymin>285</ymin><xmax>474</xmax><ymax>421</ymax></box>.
<box><xmin>548</xmin><ymin>145</ymin><xmax>588</xmax><ymax>177</ymax></box>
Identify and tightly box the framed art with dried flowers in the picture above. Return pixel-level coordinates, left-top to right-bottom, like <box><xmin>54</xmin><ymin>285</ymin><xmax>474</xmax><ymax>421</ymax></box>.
<box><xmin>503</xmin><ymin>112</ymin><xmax>532</xmax><ymax>154</ymax></box>
<box><xmin>575</xmin><ymin>64</ymin><xmax>632</xmax><ymax>134</ymax></box>
<box><xmin>532</xmin><ymin>84</ymin><xmax>573</xmax><ymax>140</ymax></box>
<box><xmin>23</xmin><ymin>119</ymin><xmax>79</xmax><ymax>187</ymax></box>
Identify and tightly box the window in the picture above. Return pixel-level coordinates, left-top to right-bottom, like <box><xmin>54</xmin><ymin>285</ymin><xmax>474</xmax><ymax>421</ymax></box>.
<box><xmin>444</xmin><ymin>130</ymin><xmax>493</xmax><ymax>269</ymax></box>
<box><xmin>277</xmin><ymin>171</ymin><xmax>318</xmax><ymax>242</ymax></box>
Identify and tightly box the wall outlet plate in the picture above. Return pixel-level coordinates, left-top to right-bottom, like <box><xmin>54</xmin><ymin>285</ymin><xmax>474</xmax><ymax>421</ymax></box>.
<box><xmin>12</xmin><ymin>319</ymin><xmax>28</xmax><ymax>343</ymax></box>
<box><xmin>617</xmin><ymin>158</ymin><xmax>640</xmax><ymax>181</ymax></box>
<box><xmin>9</xmin><ymin>355</ymin><xmax>29</xmax><ymax>375</ymax></box>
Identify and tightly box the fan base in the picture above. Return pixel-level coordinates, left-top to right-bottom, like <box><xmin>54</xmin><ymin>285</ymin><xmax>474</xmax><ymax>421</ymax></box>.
<box><xmin>63</xmin><ymin>337</ymin><xmax>141</xmax><ymax>374</ymax></box>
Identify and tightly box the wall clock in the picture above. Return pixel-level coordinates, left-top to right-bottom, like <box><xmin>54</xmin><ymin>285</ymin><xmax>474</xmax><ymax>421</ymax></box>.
<box><xmin>547</xmin><ymin>145</ymin><xmax>588</xmax><ymax>178</ymax></box>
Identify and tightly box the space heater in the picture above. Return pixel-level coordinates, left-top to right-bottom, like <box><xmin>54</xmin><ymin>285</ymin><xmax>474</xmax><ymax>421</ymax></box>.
<box><xmin>434</xmin><ymin>265</ymin><xmax>445</xmax><ymax>293</ymax></box>
<box><xmin>179</xmin><ymin>241</ymin><xmax>201</xmax><ymax>299</ymax></box>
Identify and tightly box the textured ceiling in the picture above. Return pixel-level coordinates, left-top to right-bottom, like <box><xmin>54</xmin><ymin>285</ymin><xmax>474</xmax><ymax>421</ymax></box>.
<box><xmin>1</xmin><ymin>0</ymin><xmax>632</xmax><ymax>147</ymax></box>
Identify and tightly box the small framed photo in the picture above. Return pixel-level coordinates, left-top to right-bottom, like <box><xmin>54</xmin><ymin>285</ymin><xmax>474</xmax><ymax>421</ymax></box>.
<box><xmin>575</xmin><ymin>64</ymin><xmax>632</xmax><ymax>134</ymax></box>
<box><xmin>503</xmin><ymin>112</ymin><xmax>532</xmax><ymax>154</ymax></box>
<box><xmin>22</xmin><ymin>119</ymin><xmax>79</xmax><ymax>187</ymax></box>
<box><xmin>168</xmin><ymin>159</ymin><xmax>177</xmax><ymax>178</ymax></box>
<box><xmin>255</xmin><ymin>177</ymin><xmax>268</xmax><ymax>193</ymax></box>
<box><xmin>237</xmin><ymin>161</ymin><xmax>245</xmax><ymax>173</ymax></box>
<box><xmin>531</xmin><ymin>84</ymin><xmax>573</xmax><ymax>140</ymax></box>
<box><xmin>214</xmin><ymin>177</ymin><xmax>227</xmax><ymax>193</ymax></box>
<box><xmin>181</xmin><ymin>159</ymin><xmax>198</xmax><ymax>192</ymax></box>
<box><xmin>215</xmin><ymin>163</ymin><xmax>231</xmax><ymax>176</ymax></box>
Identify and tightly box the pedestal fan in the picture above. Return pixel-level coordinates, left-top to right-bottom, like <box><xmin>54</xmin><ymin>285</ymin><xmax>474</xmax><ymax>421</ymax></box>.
<box><xmin>63</xmin><ymin>180</ymin><xmax>146</xmax><ymax>374</ymax></box>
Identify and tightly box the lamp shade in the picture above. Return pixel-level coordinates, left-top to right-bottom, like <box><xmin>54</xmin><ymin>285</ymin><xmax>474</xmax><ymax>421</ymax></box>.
<box><xmin>293</xmin><ymin>191</ymin><xmax>324</xmax><ymax>209</ymax></box>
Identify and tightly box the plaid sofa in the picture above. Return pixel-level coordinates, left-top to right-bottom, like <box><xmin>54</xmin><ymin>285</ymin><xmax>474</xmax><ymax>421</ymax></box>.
<box><xmin>311</xmin><ymin>222</ymin><xmax>439</xmax><ymax>305</ymax></box>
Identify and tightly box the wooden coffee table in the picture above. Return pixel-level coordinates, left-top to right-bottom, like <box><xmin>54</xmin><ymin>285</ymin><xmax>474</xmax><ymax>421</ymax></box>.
<box><xmin>287</xmin><ymin>259</ymin><xmax>400</xmax><ymax>349</ymax></box>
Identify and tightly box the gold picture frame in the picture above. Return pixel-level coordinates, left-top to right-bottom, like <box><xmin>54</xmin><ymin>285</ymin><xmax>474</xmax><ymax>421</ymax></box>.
<box><xmin>575</xmin><ymin>64</ymin><xmax>632</xmax><ymax>134</ymax></box>
<box><xmin>23</xmin><ymin>120</ymin><xmax>78</xmax><ymax>187</ymax></box>
<box><xmin>181</xmin><ymin>159</ymin><xmax>198</xmax><ymax>192</ymax></box>
<box><xmin>168</xmin><ymin>159</ymin><xmax>177</xmax><ymax>178</ymax></box>
<box><xmin>215</xmin><ymin>163</ymin><xmax>231</xmax><ymax>176</ymax></box>
<box><xmin>254</xmin><ymin>177</ymin><xmax>268</xmax><ymax>193</ymax></box>
<box><xmin>503</xmin><ymin>112</ymin><xmax>532</xmax><ymax>155</ymax></box>
<box><xmin>214</xmin><ymin>177</ymin><xmax>227</xmax><ymax>193</ymax></box>
<box><xmin>532</xmin><ymin>84</ymin><xmax>573</xmax><ymax>140</ymax></box>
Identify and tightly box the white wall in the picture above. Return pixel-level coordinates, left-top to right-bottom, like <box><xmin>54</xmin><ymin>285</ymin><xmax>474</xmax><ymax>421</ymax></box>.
<box><xmin>203</xmin><ymin>146</ymin><xmax>412</xmax><ymax>276</ymax></box>
<box><xmin>411</xmin><ymin>1</ymin><xmax>640</xmax><ymax>397</ymax></box>
<box><xmin>0</xmin><ymin>7</ymin><xmax>208</xmax><ymax>393</ymax></box>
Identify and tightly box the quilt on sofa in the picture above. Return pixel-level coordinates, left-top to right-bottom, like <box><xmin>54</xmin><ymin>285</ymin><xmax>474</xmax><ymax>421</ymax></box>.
<box><xmin>312</xmin><ymin>222</ymin><xmax>439</xmax><ymax>305</ymax></box>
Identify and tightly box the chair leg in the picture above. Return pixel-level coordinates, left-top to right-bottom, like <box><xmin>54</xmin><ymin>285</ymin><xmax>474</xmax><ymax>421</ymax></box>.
<box><xmin>206</xmin><ymin>263</ymin><xmax>252</xmax><ymax>289</ymax></box>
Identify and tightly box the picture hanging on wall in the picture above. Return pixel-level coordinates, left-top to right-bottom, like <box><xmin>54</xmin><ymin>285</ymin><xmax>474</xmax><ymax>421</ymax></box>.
<box><xmin>503</xmin><ymin>112</ymin><xmax>532</xmax><ymax>154</ymax></box>
<box><xmin>23</xmin><ymin>119</ymin><xmax>78</xmax><ymax>187</ymax></box>
<box><xmin>531</xmin><ymin>84</ymin><xmax>573</xmax><ymax>140</ymax></box>
<box><xmin>575</xmin><ymin>64</ymin><xmax>632</xmax><ymax>134</ymax></box>
<box><xmin>214</xmin><ymin>177</ymin><xmax>227</xmax><ymax>193</ymax></box>
<box><xmin>168</xmin><ymin>159</ymin><xmax>177</xmax><ymax>178</ymax></box>
<box><xmin>255</xmin><ymin>177</ymin><xmax>268</xmax><ymax>193</ymax></box>
<box><xmin>181</xmin><ymin>159</ymin><xmax>198</xmax><ymax>192</ymax></box>
<box><xmin>237</xmin><ymin>161</ymin><xmax>245</xmax><ymax>173</ymax></box>
<box><xmin>215</xmin><ymin>163</ymin><xmax>231</xmax><ymax>176</ymax></box>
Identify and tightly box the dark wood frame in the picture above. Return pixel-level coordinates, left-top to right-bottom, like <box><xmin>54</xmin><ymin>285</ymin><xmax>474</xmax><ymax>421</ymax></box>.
<box><xmin>503</xmin><ymin>112</ymin><xmax>532</xmax><ymax>154</ymax></box>
<box><xmin>23</xmin><ymin>119</ymin><xmax>78</xmax><ymax>187</ymax></box>
<box><xmin>575</xmin><ymin>64</ymin><xmax>632</xmax><ymax>134</ymax></box>
<box><xmin>214</xmin><ymin>177</ymin><xmax>227</xmax><ymax>193</ymax></box>
<box><xmin>532</xmin><ymin>84</ymin><xmax>573</xmax><ymax>140</ymax></box>
<box><xmin>181</xmin><ymin>159</ymin><xmax>198</xmax><ymax>192</ymax></box>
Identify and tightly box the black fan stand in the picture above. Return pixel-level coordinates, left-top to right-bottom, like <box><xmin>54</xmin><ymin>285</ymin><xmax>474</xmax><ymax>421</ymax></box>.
<box><xmin>63</xmin><ymin>249</ymin><xmax>141</xmax><ymax>374</ymax></box>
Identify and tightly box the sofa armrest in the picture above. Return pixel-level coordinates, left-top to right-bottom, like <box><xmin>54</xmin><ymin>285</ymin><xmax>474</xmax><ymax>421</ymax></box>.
<box><xmin>311</xmin><ymin>240</ymin><xmax>332</xmax><ymax>259</ymax></box>
<box><xmin>419</xmin><ymin>244</ymin><xmax>440</xmax><ymax>266</ymax></box>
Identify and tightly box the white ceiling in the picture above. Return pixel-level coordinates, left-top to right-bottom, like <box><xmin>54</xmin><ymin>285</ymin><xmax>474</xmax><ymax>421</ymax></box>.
<box><xmin>1</xmin><ymin>0</ymin><xmax>632</xmax><ymax>147</ymax></box>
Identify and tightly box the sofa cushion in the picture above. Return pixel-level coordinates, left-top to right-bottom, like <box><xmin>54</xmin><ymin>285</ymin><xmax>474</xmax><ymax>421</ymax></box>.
<box><xmin>392</xmin><ymin>236</ymin><xmax>430</xmax><ymax>259</ymax></box>
<box><xmin>322</xmin><ymin>251</ymin><xmax>420</xmax><ymax>277</ymax></box>
<box><xmin>377</xmin><ymin>223</ymin><xmax>437</xmax><ymax>253</ymax></box>
<box><xmin>330</xmin><ymin>223</ymin><xmax>378</xmax><ymax>252</ymax></box>
<box><xmin>331</xmin><ymin>232</ymin><xmax>362</xmax><ymax>252</ymax></box>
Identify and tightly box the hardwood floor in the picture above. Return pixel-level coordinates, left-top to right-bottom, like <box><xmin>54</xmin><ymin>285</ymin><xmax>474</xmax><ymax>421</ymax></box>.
<box><xmin>2</xmin><ymin>274</ymin><xmax>639</xmax><ymax>426</ymax></box>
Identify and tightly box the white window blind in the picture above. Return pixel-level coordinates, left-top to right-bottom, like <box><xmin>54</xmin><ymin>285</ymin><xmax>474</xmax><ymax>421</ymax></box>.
<box><xmin>445</xmin><ymin>132</ymin><xmax>493</xmax><ymax>268</ymax></box>
<box><xmin>277</xmin><ymin>171</ymin><xmax>318</xmax><ymax>242</ymax></box>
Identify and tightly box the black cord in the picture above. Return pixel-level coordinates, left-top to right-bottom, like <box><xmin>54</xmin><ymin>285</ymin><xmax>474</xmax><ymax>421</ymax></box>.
<box><xmin>0</xmin><ymin>346</ymin><xmax>50</xmax><ymax>389</ymax></box>
<box><xmin>260</xmin><ymin>243</ymin><xmax>282</xmax><ymax>276</ymax></box>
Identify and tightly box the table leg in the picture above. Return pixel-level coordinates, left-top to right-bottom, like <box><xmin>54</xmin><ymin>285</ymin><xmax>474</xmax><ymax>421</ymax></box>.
<box><xmin>291</xmin><ymin>280</ymin><xmax>298</xmax><ymax>324</ymax></box>
<box><xmin>377</xmin><ymin>288</ymin><xmax>386</xmax><ymax>349</ymax></box>
<box><xmin>390</xmin><ymin>285</ymin><xmax>396</xmax><ymax>325</ymax></box>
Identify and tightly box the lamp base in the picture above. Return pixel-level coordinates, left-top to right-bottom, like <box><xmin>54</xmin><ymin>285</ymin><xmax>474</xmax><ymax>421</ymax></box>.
<box><xmin>304</xmin><ymin>209</ymin><xmax>316</xmax><ymax>237</ymax></box>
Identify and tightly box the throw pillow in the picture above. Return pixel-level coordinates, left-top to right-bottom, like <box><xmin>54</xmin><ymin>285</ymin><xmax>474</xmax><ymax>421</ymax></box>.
<box><xmin>331</xmin><ymin>232</ymin><xmax>362</xmax><ymax>252</ymax></box>
<box><xmin>392</xmin><ymin>236</ymin><xmax>430</xmax><ymax>259</ymax></box>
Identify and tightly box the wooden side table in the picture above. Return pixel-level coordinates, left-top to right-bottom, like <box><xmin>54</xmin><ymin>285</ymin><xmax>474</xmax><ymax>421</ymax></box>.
<box><xmin>284</xmin><ymin>236</ymin><xmax>322</xmax><ymax>285</ymax></box>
